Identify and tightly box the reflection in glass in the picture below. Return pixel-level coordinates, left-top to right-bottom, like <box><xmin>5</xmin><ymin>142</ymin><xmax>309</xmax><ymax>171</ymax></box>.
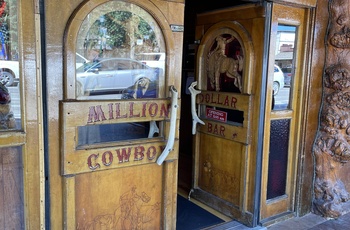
<box><xmin>0</xmin><ymin>146</ymin><xmax>24</xmax><ymax>229</ymax></box>
<box><xmin>267</xmin><ymin>119</ymin><xmax>290</xmax><ymax>200</ymax></box>
<box><xmin>0</xmin><ymin>1</ymin><xmax>20</xmax><ymax>130</ymax></box>
<box><xmin>76</xmin><ymin>1</ymin><xmax>165</xmax><ymax>100</ymax></box>
<box><xmin>273</xmin><ymin>25</ymin><xmax>296</xmax><ymax>111</ymax></box>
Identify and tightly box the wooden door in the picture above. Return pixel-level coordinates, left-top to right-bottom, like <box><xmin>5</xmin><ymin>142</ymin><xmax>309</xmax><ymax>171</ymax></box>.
<box><xmin>0</xmin><ymin>1</ymin><xmax>44</xmax><ymax>229</ymax></box>
<box><xmin>192</xmin><ymin>5</ymin><xmax>265</xmax><ymax>227</ymax></box>
<box><xmin>45</xmin><ymin>0</ymin><xmax>184</xmax><ymax>229</ymax></box>
<box><xmin>259</xmin><ymin>3</ymin><xmax>311</xmax><ymax>223</ymax></box>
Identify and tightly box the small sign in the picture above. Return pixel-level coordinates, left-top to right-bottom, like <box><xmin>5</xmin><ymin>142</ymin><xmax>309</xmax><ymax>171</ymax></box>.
<box><xmin>206</xmin><ymin>108</ymin><xmax>227</xmax><ymax>122</ymax></box>
<box><xmin>170</xmin><ymin>24</ymin><xmax>184</xmax><ymax>32</ymax></box>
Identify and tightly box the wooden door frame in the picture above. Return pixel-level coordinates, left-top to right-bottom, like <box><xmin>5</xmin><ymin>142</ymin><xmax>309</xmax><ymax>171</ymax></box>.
<box><xmin>259</xmin><ymin>2</ymin><xmax>313</xmax><ymax>224</ymax></box>
<box><xmin>0</xmin><ymin>0</ymin><xmax>45</xmax><ymax>229</ymax></box>
<box><xmin>44</xmin><ymin>0</ymin><xmax>184</xmax><ymax>229</ymax></box>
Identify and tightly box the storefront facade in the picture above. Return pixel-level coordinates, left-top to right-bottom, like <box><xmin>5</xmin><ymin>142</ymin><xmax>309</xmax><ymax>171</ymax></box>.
<box><xmin>1</xmin><ymin>0</ymin><xmax>350</xmax><ymax>229</ymax></box>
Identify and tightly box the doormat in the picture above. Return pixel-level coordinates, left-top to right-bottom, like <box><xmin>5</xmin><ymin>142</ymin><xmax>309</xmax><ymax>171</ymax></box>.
<box><xmin>176</xmin><ymin>195</ymin><xmax>225</xmax><ymax>230</ymax></box>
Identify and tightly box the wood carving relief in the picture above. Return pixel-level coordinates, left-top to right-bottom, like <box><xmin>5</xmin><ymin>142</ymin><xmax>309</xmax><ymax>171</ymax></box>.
<box><xmin>313</xmin><ymin>0</ymin><xmax>350</xmax><ymax>218</ymax></box>
<box><xmin>79</xmin><ymin>186</ymin><xmax>160</xmax><ymax>229</ymax></box>
<box><xmin>207</xmin><ymin>34</ymin><xmax>244</xmax><ymax>93</ymax></box>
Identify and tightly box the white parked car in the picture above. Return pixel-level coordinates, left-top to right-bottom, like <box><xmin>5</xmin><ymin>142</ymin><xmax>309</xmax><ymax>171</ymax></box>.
<box><xmin>135</xmin><ymin>53</ymin><xmax>165</xmax><ymax>75</ymax></box>
<box><xmin>76</xmin><ymin>53</ymin><xmax>90</xmax><ymax>69</ymax></box>
<box><xmin>76</xmin><ymin>58</ymin><xmax>160</xmax><ymax>96</ymax></box>
<box><xmin>0</xmin><ymin>60</ymin><xmax>19</xmax><ymax>86</ymax></box>
<box><xmin>273</xmin><ymin>64</ymin><xmax>285</xmax><ymax>95</ymax></box>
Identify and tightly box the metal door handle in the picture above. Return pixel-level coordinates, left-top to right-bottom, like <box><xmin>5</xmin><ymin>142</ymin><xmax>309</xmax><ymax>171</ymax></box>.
<box><xmin>157</xmin><ymin>85</ymin><xmax>178</xmax><ymax>165</ymax></box>
<box><xmin>188</xmin><ymin>81</ymin><xmax>205</xmax><ymax>135</ymax></box>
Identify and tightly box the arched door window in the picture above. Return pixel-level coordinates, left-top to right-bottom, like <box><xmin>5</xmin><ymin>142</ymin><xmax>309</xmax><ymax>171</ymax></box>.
<box><xmin>75</xmin><ymin>1</ymin><xmax>166</xmax><ymax>100</ymax></box>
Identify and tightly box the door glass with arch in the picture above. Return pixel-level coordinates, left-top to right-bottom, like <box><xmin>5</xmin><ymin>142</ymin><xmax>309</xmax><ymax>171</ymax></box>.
<box><xmin>75</xmin><ymin>1</ymin><xmax>167</xmax><ymax>145</ymax></box>
<box><xmin>75</xmin><ymin>1</ymin><xmax>165</xmax><ymax>101</ymax></box>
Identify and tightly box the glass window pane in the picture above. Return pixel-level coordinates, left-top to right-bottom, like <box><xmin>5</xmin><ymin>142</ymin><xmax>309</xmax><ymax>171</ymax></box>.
<box><xmin>75</xmin><ymin>1</ymin><xmax>165</xmax><ymax>100</ymax></box>
<box><xmin>0</xmin><ymin>146</ymin><xmax>24</xmax><ymax>229</ymax></box>
<box><xmin>272</xmin><ymin>25</ymin><xmax>296</xmax><ymax>111</ymax></box>
<box><xmin>0</xmin><ymin>0</ymin><xmax>20</xmax><ymax>130</ymax></box>
<box><xmin>77</xmin><ymin>121</ymin><xmax>161</xmax><ymax>146</ymax></box>
<box><xmin>74</xmin><ymin>2</ymin><xmax>166</xmax><ymax>144</ymax></box>
<box><xmin>267</xmin><ymin>119</ymin><xmax>290</xmax><ymax>200</ymax></box>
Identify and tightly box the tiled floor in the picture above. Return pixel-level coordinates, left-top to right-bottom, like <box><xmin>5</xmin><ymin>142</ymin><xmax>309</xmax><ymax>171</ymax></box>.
<box><xmin>267</xmin><ymin>201</ymin><xmax>350</xmax><ymax>230</ymax></box>
<box><xmin>205</xmin><ymin>212</ymin><xmax>350</xmax><ymax>230</ymax></box>
<box><xmin>178</xmin><ymin>186</ymin><xmax>350</xmax><ymax>230</ymax></box>
<box><xmin>197</xmin><ymin>203</ymin><xmax>350</xmax><ymax>230</ymax></box>
<box><xmin>267</xmin><ymin>212</ymin><xmax>350</xmax><ymax>230</ymax></box>
<box><xmin>266</xmin><ymin>213</ymin><xmax>328</xmax><ymax>230</ymax></box>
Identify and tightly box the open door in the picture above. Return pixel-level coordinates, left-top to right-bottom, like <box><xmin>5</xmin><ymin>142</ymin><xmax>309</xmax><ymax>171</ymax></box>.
<box><xmin>45</xmin><ymin>0</ymin><xmax>184</xmax><ymax>228</ymax></box>
<box><xmin>191</xmin><ymin>3</ymin><xmax>313</xmax><ymax>227</ymax></box>
<box><xmin>191</xmin><ymin>5</ymin><xmax>264</xmax><ymax>227</ymax></box>
<box><xmin>259</xmin><ymin>3</ymin><xmax>311</xmax><ymax>224</ymax></box>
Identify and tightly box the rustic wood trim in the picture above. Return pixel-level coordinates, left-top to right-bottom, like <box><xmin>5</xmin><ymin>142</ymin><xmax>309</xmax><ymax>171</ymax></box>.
<box><xmin>271</xmin><ymin>0</ymin><xmax>317</xmax><ymax>8</ymax></box>
<box><xmin>63</xmin><ymin>176</ymin><xmax>76</xmax><ymax>229</ymax></box>
<box><xmin>0</xmin><ymin>133</ymin><xmax>26</xmax><ymax>147</ymax></box>
<box><xmin>198</xmin><ymin>119</ymin><xmax>250</xmax><ymax>144</ymax></box>
<box><xmin>260</xmin><ymin>3</ymin><xmax>310</xmax><ymax>221</ymax></box>
<box><xmin>192</xmin><ymin>188</ymin><xmax>254</xmax><ymax>227</ymax></box>
<box><xmin>192</xmin><ymin>130</ymin><xmax>201</xmax><ymax>188</ymax></box>
<box><xmin>196</xmin><ymin>4</ymin><xmax>265</xmax><ymax>26</ymax></box>
<box><xmin>162</xmin><ymin>160</ymin><xmax>178</xmax><ymax>229</ymax></box>
<box><xmin>296</xmin><ymin>4</ymin><xmax>316</xmax><ymax>217</ymax></box>
<box><xmin>14</xmin><ymin>0</ymin><xmax>46</xmax><ymax>228</ymax></box>
<box><xmin>312</xmin><ymin>0</ymin><xmax>350</xmax><ymax>218</ymax></box>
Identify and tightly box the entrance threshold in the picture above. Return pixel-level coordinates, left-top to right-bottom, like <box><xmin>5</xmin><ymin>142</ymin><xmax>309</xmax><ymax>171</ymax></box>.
<box><xmin>177</xmin><ymin>189</ymin><xmax>266</xmax><ymax>230</ymax></box>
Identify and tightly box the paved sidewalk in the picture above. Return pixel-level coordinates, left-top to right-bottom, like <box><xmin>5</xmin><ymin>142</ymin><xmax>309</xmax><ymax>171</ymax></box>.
<box><xmin>267</xmin><ymin>201</ymin><xmax>350</xmax><ymax>230</ymax></box>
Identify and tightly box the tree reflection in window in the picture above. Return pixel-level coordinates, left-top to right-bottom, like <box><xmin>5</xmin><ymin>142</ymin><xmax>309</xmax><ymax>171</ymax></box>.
<box><xmin>76</xmin><ymin>1</ymin><xmax>166</xmax><ymax>100</ymax></box>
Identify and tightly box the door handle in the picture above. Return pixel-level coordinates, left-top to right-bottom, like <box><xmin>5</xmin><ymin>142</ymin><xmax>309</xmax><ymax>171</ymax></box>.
<box><xmin>157</xmin><ymin>85</ymin><xmax>178</xmax><ymax>165</ymax></box>
<box><xmin>188</xmin><ymin>81</ymin><xmax>205</xmax><ymax>135</ymax></box>
<box><xmin>148</xmin><ymin>120</ymin><xmax>159</xmax><ymax>138</ymax></box>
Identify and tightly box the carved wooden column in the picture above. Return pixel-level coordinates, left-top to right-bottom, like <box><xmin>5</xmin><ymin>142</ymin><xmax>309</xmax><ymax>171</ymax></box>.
<box><xmin>313</xmin><ymin>0</ymin><xmax>350</xmax><ymax>219</ymax></box>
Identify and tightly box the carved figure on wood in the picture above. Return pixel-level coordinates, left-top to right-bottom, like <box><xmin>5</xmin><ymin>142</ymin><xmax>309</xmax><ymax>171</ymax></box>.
<box><xmin>80</xmin><ymin>186</ymin><xmax>160</xmax><ymax>229</ymax></box>
<box><xmin>207</xmin><ymin>35</ymin><xmax>243</xmax><ymax>92</ymax></box>
<box><xmin>313</xmin><ymin>0</ymin><xmax>350</xmax><ymax>219</ymax></box>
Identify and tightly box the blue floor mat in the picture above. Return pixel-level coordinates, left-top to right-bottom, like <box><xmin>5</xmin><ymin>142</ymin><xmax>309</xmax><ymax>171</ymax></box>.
<box><xmin>176</xmin><ymin>195</ymin><xmax>225</xmax><ymax>230</ymax></box>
